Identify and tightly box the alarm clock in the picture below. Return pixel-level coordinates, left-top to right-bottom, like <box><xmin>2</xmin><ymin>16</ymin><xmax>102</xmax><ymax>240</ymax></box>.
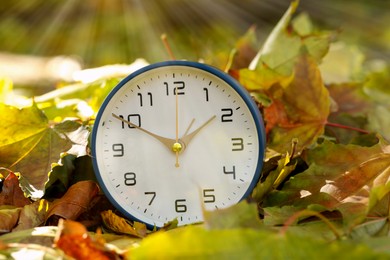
<box><xmin>91</xmin><ymin>61</ymin><xmax>265</xmax><ymax>228</ymax></box>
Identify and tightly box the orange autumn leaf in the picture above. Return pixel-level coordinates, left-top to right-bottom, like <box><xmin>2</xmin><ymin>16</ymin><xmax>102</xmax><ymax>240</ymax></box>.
<box><xmin>55</xmin><ymin>219</ymin><xmax>116</xmax><ymax>260</ymax></box>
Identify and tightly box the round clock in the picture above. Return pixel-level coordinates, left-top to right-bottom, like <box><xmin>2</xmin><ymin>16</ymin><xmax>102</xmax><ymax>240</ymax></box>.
<box><xmin>91</xmin><ymin>61</ymin><xmax>266</xmax><ymax>228</ymax></box>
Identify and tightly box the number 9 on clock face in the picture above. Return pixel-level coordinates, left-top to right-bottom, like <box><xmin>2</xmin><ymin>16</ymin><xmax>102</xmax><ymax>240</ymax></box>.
<box><xmin>91</xmin><ymin>61</ymin><xmax>266</xmax><ymax>228</ymax></box>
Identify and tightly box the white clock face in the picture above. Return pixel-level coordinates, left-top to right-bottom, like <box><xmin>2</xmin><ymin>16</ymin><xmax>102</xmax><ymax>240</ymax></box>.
<box><xmin>92</xmin><ymin>62</ymin><xmax>265</xmax><ymax>228</ymax></box>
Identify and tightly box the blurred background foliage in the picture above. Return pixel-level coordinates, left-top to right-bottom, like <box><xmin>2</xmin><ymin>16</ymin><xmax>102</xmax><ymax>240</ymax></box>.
<box><xmin>0</xmin><ymin>0</ymin><xmax>389</xmax><ymax>91</ymax></box>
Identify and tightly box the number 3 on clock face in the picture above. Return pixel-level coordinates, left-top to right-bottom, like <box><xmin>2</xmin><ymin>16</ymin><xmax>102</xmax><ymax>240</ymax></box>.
<box><xmin>91</xmin><ymin>61</ymin><xmax>266</xmax><ymax>228</ymax></box>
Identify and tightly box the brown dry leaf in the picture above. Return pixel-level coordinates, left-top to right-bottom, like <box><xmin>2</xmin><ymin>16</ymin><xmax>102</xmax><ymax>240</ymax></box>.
<box><xmin>0</xmin><ymin>206</ymin><xmax>21</xmax><ymax>234</ymax></box>
<box><xmin>101</xmin><ymin>210</ymin><xmax>147</xmax><ymax>238</ymax></box>
<box><xmin>45</xmin><ymin>180</ymin><xmax>99</xmax><ymax>224</ymax></box>
<box><xmin>0</xmin><ymin>171</ymin><xmax>30</xmax><ymax>207</ymax></box>
<box><xmin>12</xmin><ymin>199</ymin><xmax>49</xmax><ymax>232</ymax></box>
<box><xmin>55</xmin><ymin>219</ymin><xmax>117</xmax><ymax>260</ymax></box>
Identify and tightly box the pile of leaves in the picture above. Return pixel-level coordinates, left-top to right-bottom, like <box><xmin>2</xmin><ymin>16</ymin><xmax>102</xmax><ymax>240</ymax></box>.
<box><xmin>1</xmin><ymin>1</ymin><xmax>390</xmax><ymax>258</ymax></box>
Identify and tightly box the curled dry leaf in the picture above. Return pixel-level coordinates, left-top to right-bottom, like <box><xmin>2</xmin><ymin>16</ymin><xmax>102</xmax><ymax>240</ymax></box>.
<box><xmin>45</xmin><ymin>180</ymin><xmax>99</xmax><ymax>225</ymax></box>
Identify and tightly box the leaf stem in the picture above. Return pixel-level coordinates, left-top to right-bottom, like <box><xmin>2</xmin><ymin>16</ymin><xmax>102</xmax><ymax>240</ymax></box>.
<box><xmin>280</xmin><ymin>209</ymin><xmax>342</xmax><ymax>240</ymax></box>
<box><xmin>326</xmin><ymin>121</ymin><xmax>370</xmax><ymax>134</ymax></box>
<box><xmin>161</xmin><ymin>34</ymin><xmax>176</xmax><ymax>60</ymax></box>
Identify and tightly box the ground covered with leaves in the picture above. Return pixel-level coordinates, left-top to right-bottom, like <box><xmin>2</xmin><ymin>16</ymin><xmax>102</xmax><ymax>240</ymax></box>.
<box><xmin>1</xmin><ymin>1</ymin><xmax>390</xmax><ymax>259</ymax></box>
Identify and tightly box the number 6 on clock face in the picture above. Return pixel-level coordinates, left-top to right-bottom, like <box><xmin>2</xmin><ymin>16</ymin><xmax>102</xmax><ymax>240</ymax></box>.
<box><xmin>91</xmin><ymin>61</ymin><xmax>266</xmax><ymax>229</ymax></box>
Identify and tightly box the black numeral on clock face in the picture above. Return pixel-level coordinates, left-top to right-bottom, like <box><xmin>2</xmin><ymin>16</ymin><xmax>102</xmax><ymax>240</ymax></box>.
<box><xmin>124</xmin><ymin>172</ymin><xmax>136</xmax><ymax>186</ymax></box>
<box><xmin>221</xmin><ymin>108</ymin><xmax>233</xmax><ymax>122</ymax></box>
<box><xmin>112</xmin><ymin>143</ymin><xmax>124</xmax><ymax>157</ymax></box>
<box><xmin>203</xmin><ymin>189</ymin><xmax>216</xmax><ymax>203</ymax></box>
<box><xmin>119</xmin><ymin>114</ymin><xmax>141</xmax><ymax>129</ymax></box>
<box><xmin>203</xmin><ymin>87</ymin><xmax>209</xmax><ymax>102</ymax></box>
<box><xmin>145</xmin><ymin>191</ymin><xmax>156</xmax><ymax>205</ymax></box>
<box><xmin>138</xmin><ymin>92</ymin><xmax>153</xmax><ymax>107</ymax></box>
<box><xmin>231</xmin><ymin>138</ymin><xmax>244</xmax><ymax>151</ymax></box>
<box><xmin>223</xmin><ymin>166</ymin><xmax>236</xmax><ymax>180</ymax></box>
<box><xmin>175</xmin><ymin>199</ymin><xmax>187</xmax><ymax>213</ymax></box>
<box><xmin>165</xmin><ymin>81</ymin><xmax>185</xmax><ymax>95</ymax></box>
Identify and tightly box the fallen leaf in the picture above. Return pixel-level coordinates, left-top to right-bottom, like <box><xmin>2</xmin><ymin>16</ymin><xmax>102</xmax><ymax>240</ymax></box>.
<box><xmin>264</xmin><ymin>140</ymin><xmax>390</xmax><ymax>227</ymax></box>
<box><xmin>0</xmin><ymin>206</ymin><xmax>21</xmax><ymax>234</ymax></box>
<box><xmin>12</xmin><ymin>199</ymin><xmax>49</xmax><ymax>232</ymax></box>
<box><xmin>0</xmin><ymin>226</ymin><xmax>58</xmax><ymax>245</ymax></box>
<box><xmin>251</xmin><ymin>152</ymin><xmax>297</xmax><ymax>203</ymax></box>
<box><xmin>319</xmin><ymin>42</ymin><xmax>365</xmax><ymax>84</ymax></box>
<box><xmin>45</xmin><ymin>181</ymin><xmax>99</xmax><ymax>225</ymax></box>
<box><xmin>247</xmin><ymin>0</ymin><xmax>331</xmax><ymax>78</ymax></box>
<box><xmin>350</xmin><ymin>218</ymin><xmax>388</xmax><ymax>239</ymax></box>
<box><xmin>364</xmin><ymin>67</ymin><xmax>390</xmax><ymax>140</ymax></box>
<box><xmin>291</xmin><ymin>12</ymin><xmax>313</xmax><ymax>36</ymax></box>
<box><xmin>265</xmin><ymin>54</ymin><xmax>330</xmax><ymax>153</ymax></box>
<box><xmin>36</xmin><ymin>78</ymin><xmax>122</xmax><ymax>120</ymax></box>
<box><xmin>234</xmin><ymin>64</ymin><xmax>293</xmax><ymax>91</ymax></box>
<box><xmin>128</xmin><ymin>225</ymin><xmax>389</xmax><ymax>259</ymax></box>
<box><xmin>0</xmin><ymin>104</ymin><xmax>89</xmax><ymax>200</ymax></box>
<box><xmin>0</xmin><ymin>171</ymin><xmax>30</xmax><ymax>207</ymax></box>
<box><xmin>249</xmin><ymin>0</ymin><xmax>299</xmax><ymax>71</ymax></box>
<box><xmin>0</xmin><ymin>242</ymin><xmax>67</xmax><ymax>259</ymax></box>
<box><xmin>229</xmin><ymin>25</ymin><xmax>259</xmax><ymax>70</ymax></box>
<box><xmin>101</xmin><ymin>210</ymin><xmax>147</xmax><ymax>238</ymax></box>
<box><xmin>203</xmin><ymin>201</ymin><xmax>262</xmax><ymax>230</ymax></box>
<box><xmin>55</xmin><ymin>219</ymin><xmax>116</xmax><ymax>260</ymax></box>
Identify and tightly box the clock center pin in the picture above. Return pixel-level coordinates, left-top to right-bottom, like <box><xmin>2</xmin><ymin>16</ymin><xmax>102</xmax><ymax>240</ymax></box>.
<box><xmin>172</xmin><ymin>142</ymin><xmax>182</xmax><ymax>153</ymax></box>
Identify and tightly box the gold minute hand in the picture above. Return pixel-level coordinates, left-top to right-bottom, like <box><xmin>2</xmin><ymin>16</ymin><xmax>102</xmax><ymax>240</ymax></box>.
<box><xmin>112</xmin><ymin>113</ymin><xmax>175</xmax><ymax>150</ymax></box>
<box><xmin>180</xmin><ymin>115</ymin><xmax>216</xmax><ymax>150</ymax></box>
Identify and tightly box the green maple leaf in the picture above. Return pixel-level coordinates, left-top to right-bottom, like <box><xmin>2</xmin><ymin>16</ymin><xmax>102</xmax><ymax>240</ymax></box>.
<box><xmin>0</xmin><ymin>104</ymin><xmax>88</xmax><ymax>200</ymax></box>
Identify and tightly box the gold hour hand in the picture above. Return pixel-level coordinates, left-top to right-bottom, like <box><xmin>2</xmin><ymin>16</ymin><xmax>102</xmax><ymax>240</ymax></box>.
<box><xmin>180</xmin><ymin>115</ymin><xmax>216</xmax><ymax>150</ymax></box>
<box><xmin>112</xmin><ymin>113</ymin><xmax>175</xmax><ymax>150</ymax></box>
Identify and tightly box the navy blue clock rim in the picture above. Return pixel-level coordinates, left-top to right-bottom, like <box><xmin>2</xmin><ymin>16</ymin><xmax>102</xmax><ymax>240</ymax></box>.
<box><xmin>91</xmin><ymin>60</ymin><xmax>266</xmax><ymax>229</ymax></box>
